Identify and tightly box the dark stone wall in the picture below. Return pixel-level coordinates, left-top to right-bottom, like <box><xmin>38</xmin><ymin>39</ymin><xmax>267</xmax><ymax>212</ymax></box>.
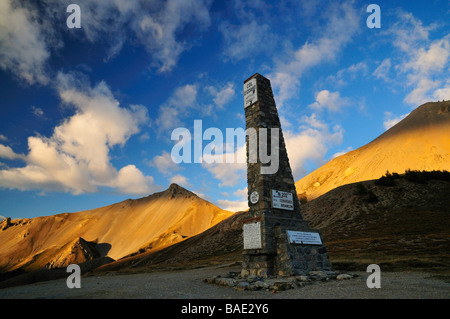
<box><xmin>242</xmin><ymin>73</ymin><xmax>332</xmax><ymax>277</ymax></box>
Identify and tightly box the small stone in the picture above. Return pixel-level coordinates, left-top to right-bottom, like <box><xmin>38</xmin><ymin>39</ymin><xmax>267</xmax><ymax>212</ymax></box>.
<box><xmin>235</xmin><ymin>282</ymin><xmax>250</xmax><ymax>290</ymax></box>
<box><xmin>253</xmin><ymin>281</ymin><xmax>269</xmax><ymax>289</ymax></box>
<box><xmin>308</xmin><ymin>270</ymin><xmax>327</xmax><ymax>277</ymax></box>
<box><xmin>215</xmin><ymin>277</ymin><xmax>237</xmax><ymax>287</ymax></box>
<box><xmin>295</xmin><ymin>275</ymin><xmax>310</xmax><ymax>282</ymax></box>
<box><xmin>337</xmin><ymin>274</ymin><xmax>353</xmax><ymax>280</ymax></box>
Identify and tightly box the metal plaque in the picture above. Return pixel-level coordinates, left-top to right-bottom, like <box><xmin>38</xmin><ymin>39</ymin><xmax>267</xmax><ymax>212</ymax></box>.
<box><xmin>287</xmin><ymin>230</ymin><xmax>322</xmax><ymax>245</ymax></box>
<box><xmin>244</xmin><ymin>78</ymin><xmax>258</xmax><ymax>108</ymax></box>
<box><xmin>243</xmin><ymin>221</ymin><xmax>262</xmax><ymax>249</ymax></box>
<box><xmin>271</xmin><ymin>189</ymin><xmax>294</xmax><ymax>210</ymax></box>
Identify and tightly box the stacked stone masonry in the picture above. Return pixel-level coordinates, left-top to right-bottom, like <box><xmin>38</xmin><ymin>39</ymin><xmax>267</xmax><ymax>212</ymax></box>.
<box><xmin>242</xmin><ymin>73</ymin><xmax>332</xmax><ymax>277</ymax></box>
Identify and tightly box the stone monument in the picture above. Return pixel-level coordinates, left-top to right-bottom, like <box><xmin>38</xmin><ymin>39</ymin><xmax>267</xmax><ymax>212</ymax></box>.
<box><xmin>241</xmin><ymin>73</ymin><xmax>332</xmax><ymax>277</ymax></box>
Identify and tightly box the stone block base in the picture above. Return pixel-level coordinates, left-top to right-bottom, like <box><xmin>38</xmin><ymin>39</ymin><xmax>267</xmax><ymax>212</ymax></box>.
<box><xmin>241</xmin><ymin>221</ymin><xmax>332</xmax><ymax>277</ymax></box>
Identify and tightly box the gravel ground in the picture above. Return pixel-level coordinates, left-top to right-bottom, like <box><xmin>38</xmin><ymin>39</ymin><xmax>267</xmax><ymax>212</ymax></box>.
<box><xmin>0</xmin><ymin>265</ymin><xmax>449</xmax><ymax>299</ymax></box>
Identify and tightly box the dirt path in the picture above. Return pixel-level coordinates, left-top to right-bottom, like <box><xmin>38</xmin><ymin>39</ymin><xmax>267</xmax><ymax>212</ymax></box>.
<box><xmin>0</xmin><ymin>265</ymin><xmax>449</xmax><ymax>299</ymax></box>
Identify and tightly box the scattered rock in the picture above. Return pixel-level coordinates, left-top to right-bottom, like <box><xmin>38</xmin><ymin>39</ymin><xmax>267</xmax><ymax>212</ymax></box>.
<box><xmin>235</xmin><ymin>282</ymin><xmax>250</xmax><ymax>290</ymax></box>
<box><xmin>0</xmin><ymin>217</ymin><xmax>11</xmax><ymax>231</ymax></box>
<box><xmin>204</xmin><ymin>269</ymin><xmax>356</xmax><ymax>292</ymax></box>
<box><xmin>337</xmin><ymin>274</ymin><xmax>353</xmax><ymax>280</ymax></box>
<box><xmin>295</xmin><ymin>275</ymin><xmax>310</xmax><ymax>282</ymax></box>
<box><xmin>214</xmin><ymin>277</ymin><xmax>237</xmax><ymax>287</ymax></box>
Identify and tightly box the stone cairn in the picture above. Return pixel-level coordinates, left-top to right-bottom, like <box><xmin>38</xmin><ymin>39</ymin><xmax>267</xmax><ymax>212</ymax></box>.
<box><xmin>205</xmin><ymin>73</ymin><xmax>356</xmax><ymax>291</ymax></box>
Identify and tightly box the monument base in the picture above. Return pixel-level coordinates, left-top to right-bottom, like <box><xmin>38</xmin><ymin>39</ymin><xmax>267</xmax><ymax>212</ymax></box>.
<box><xmin>241</xmin><ymin>215</ymin><xmax>332</xmax><ymax>277</ymax></box>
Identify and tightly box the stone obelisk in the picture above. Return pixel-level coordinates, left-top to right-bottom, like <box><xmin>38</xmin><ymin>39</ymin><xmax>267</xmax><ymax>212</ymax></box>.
<box><xmin>241</xmin><ymin>73</ymin><xmax>332</xmax><ymax>277</ymax></box>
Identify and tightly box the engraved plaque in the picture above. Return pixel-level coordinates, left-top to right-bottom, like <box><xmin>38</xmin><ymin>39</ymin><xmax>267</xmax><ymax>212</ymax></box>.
<box><xmin>243</xmin><ymin>78</ymin><xmax>258</xmax><ymax>108</ymax></box>
<box><xmin>272</xmin><ymin>189</ymin><xmax>294</xmax><ymax>210</ymax></box>
<box><xmin>287</xmin><ymin>230</ymin><xmax>322</xmax><ymax>245</ymax></box>
<box><xmin>243</xmin><ymin>221</ymin><xmax>262</xmax><ymax>249</ymax></box>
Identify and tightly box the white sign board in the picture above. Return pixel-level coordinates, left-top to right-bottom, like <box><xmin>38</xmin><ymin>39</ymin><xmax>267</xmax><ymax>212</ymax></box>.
<box><xmin>243</xmin><ymin>221</ymin><xmax>262</xmax><ymax>249</ymax></box>
<box><xmin>244</xmin><ymin>78</ymin><xmax>258</xmax><ymax>108</ymax></box>
<box><xmin>287</xmin><ymin>231</ymin><xmax>322</xmax><ymax>245</ymax></box>
<box><xmin>271</xmin><ymin>189</ymin><xmax>294</xmax><ymax>210</ymax></box>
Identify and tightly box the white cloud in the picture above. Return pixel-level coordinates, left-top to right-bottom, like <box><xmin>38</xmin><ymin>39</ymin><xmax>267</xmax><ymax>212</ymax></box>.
<box><xmin>270</xmin><ymin>2</ymin><xmax>360</xmax><ymax>107</ymax></box>
<box><xmin>156</xmin><ymin>81</ymin><xmax>236</xmax><ymax>136</ymax></box>
<box><xmin>220</xmin><ymin>20</ymin><xmax>276</xmax><ymax>61</ymax></box>
<box><xmin>31</xmin><ymin>106</ymin><xmax>44</xmax><ymax>117</ymax></box>
<box><xmin>331</xmin><ymin>146</ymin><xmax>353</xmax><ymax>159</ymax></box>
<box><xmin>217</xmin><ymin>187</ymin><xmax>248</xmax><ymax>212</ymax></box>
<box><xmin>72</xmin><ymin>0</ymin><xmax>212</xmax><ymax>72</ymax></box>
<box><xmin>113</xmin><ymin>165</ymin><xmax>157</xmax><ymax>195</ymax></box>
<box><xmin>432</xmin><ymin>80</ymin><xmax>450</xmax><ymax>101</ymax></box>
<box><xmin>0</xmin><ymin>0</ymin><xmax>50</xmax><ymax>84</ymax></box>
<box><xmin>1</xmin><ymin>0</ymin><xmax>212</xmax><ymax>81</ymax></box>
<box><xmin>284</xmin><ymin>113</ymin><xmax>343</xmax><ymax>180</ymax></box>
<box><xmin>206</xmin><ymin>82</ymin><xmax>235</xmax><ymax>109</ymax></box>
<box><xmin>202</xmin><ymin>144</ymin><xmax>246</xmax><ymax>187</ymax></box>
<box><xmin>326</xmin><ymin>62</ymin><xmax>368</xmax><ymax>87</ymax></box>
<box><xmin>0</xmin><ymin>144</ymin><xmax>25</xmax><ymax>161</ymax></box>
<box><xmin>155</xmin><ymin>84</ymin><xmax>198</xmax><ymax>135</ymax></box>
<box><xmin>308</xmin><ymin>90</ymin><xmax>349</xmax><ymax>112</ymax></box>
<box><xmin>150</xmin><ymin>151</ymin><xmax>181</xmax><ymax>175</ymax></box>
<box><xmin>383</xmin><ymin>111</ymin><xmax>409</xmax><ymax>130</ymax></box>
<box><xmin>0</xmin><ymin>73</ymin><xmax>159</xmax><ymax>195</ymax></box>
<box><xmin>386</xmin><ymin>12</ymin><xmax>450</xmax><ymax>106</ymax></box>
<box><xmin>372</xmin><ymin>58</ymin><xmax>392</xmax><ymax>82</ymax></box>
<box><xmin>170</xmin><ymin>174</ymin><xmax>192</xmax><ymax>189</ymax></box>
<box><xmin>217</xmin><ymin>198</ymin><xmax>248</xmax><ymax>212</ymax></box>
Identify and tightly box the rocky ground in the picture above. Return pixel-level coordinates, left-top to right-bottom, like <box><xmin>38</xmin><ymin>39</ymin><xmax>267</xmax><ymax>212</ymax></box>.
<box><xmin>0</xmin><ymin>264</ymin><xmax>448</xmax><ymax>299</ymax></box>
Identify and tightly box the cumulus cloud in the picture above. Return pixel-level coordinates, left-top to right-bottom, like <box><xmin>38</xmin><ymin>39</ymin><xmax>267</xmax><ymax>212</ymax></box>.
<box><xmin>150</xmin><ymin>151</ymin><xmax>181</xmax><ymax>175</ymax></box>
<box><xmin>284</xmin><ymin>113</ymin><xmax>343</xmax><ymax>180</ymax></box>
<box><xmin>0</xmin><ymin>144</ymin><xmax>25</xmax><ymax>161</ymax></box>
<box><xmin>308</xmin><ymin>90</ymin><xmax>350</xmax><ymax>112</ymax></box>
<box><xmin>0</xmin><ymin>73</ymin><xmax>159</xmax><ymax>195</ymax></box>
<box><xmin>0</xmin><ymin>0</ymin><xmax>50</xmax><ymax>84</ymax></box>
<box><xmin>202</xmin><ymin>143</ymin><xmax>246</xmax><ymax>187</ymax></box>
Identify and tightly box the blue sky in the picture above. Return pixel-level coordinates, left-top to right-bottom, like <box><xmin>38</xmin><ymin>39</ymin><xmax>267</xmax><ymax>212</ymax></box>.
<box><xmin>0</xmin><ymin>0</ymin><xmax>449</xmax><ymax>219</ymax></box>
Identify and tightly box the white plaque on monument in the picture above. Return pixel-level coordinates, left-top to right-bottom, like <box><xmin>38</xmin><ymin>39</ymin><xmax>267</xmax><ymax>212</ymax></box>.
<box><xmin>243</xmin><ymin>221</ymin><xmax>262</xmax><ymax>249</ymax></box>
<box><xmin>271</xmin><ymin>189</ymin><xmax>294</xmax><ymax>210</ymax></box>
<box><xmin>287</xmin><ymin>231</ymin><xmax>322</xmax><ymax>245</ymax></box>
<box><xmin>244</xmin><ymin>78</ymin><xmax>258</xmax><ymax>108</ymax></box>
<box><xmin>250</xmin><ymin>191</ymin><xmax>259</xmax><ymax>204</ymax></box>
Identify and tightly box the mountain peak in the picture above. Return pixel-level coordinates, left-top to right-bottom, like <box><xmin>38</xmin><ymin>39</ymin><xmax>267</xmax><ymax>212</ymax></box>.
<box><xmin>163</xmin><ymin>183</ymin><xmax>198</xmax><ymax>199</ymax></box>
<box><xmin>295</xmin><ymin>100</ymin><xmax>450</xmax><ymax>200</ymax></box>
